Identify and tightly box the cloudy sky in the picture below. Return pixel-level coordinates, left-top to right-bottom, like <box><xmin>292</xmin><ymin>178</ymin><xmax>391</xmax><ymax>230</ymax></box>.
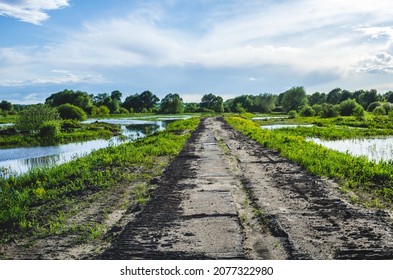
<box><xmin>1</xmin><ymin>0</ymin><xmax>393</xmax><ymax>104</ymax></box>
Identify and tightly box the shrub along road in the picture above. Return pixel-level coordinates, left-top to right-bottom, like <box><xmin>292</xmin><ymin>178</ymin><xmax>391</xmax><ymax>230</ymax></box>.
<box><xmin>100</xmin><ymin>117</ymin><xmax>393</xmax><ymax>260</ymax></box>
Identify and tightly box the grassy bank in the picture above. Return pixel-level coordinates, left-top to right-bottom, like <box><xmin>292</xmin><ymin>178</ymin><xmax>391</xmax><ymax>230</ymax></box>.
<box><xmin>0</xmin><ymin>117</ymin><xmax>200</xmax><ymax>242</ymax></box>
<box><xmin>226</xmin><ymin>116</ymin><xmax>393</xmax><ymax>208</ymax></box>
<box><xmin>0</xmin><ymin>121</ymin><xmax>121</xmax><ymax>148</ymax></box>
<box><xmin>275</xmin><ymin>125</ymin><xmax>393</xmax><ymax>140</ymax></box>
<box><xmin>255</xmin><ymin>113</ymin><xmax>393</xmax><ymax>130</ymax></box>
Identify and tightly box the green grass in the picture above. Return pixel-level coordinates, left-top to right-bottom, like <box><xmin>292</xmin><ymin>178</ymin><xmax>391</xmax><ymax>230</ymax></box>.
<box><xmin>0</xmin><ymin>117</ymin><xmax>200</xmax><ymax>242</ymax></box>
<box><xmin>0</xmin><ymin>115</ymin><xmax>17</xmax><ymax>124</ymax></box>
<box><xmin>274</xmin><ymin>126</ymin><xmax>393</xmax><ymax>140</ymax></box>
<box><xmin>255</xmin><ymin>113</ymin><xmax>393</xmax><ymax>129</ymax></box>
<box><xmin>226</xmin><ymin>116</ymin><xmax>393</xmax><ymax>208</ymax></box>
<box><xmin>254</xmin><ymin>113</ymin><xmax>393</xmax><ymax>140</ymax></box>
<box><xmin>0</xmin><ymin>122</ymin><xmax>121</xmax><ymax>148</ymax></box>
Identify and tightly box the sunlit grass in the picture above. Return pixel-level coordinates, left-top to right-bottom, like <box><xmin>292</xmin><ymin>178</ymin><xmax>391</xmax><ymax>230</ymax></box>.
<box><xmin>227</xmin><ymin>116</ymin><xmax>393</xmax><ymax>209</ymax></box>
<box><xmin>0</xmin><ymin>117</ymin><xmax>200</xmax><ymax>241</ymax></box>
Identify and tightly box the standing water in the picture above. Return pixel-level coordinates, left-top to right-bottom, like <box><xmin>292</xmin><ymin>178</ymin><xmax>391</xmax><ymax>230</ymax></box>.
<box><xmin>0</xmin><ymin>119</ymin><xmax>172</xmax><ymax>177</ymax></box>
<box><xmin>308</xmin><ymin>137</ymin><xmax>393</xmax><ymax>163</ymax></box>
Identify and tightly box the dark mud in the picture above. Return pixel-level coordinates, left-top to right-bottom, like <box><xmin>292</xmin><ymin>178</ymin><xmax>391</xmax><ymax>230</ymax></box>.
<box><xmin>100</xmin><ymin>117</ymin><xmax>393</xmax><ymax>260</ymax></box>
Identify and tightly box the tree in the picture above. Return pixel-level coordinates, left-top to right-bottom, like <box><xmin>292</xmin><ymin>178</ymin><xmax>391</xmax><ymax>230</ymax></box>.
<box><xmin>385</xmin><ymin>91</ymin><xmax>393</xmax><ymax>103</ymax></box>
<box><xmin>0</xmin><ymin>100</ymin><xmax>13</xmax><ymax>111</ymax></box>
<box><xmin>312</xmin><ymin>104</ymin><xmax>323</xmax><ymax>116</ymax></box>
<box><xmin>122</xmin><ymin>94</ymin><xmax>139</xmax><ymax>112</ymax></box>
<box><xmin>122</xmin><ymin>90</ymin><xmax>159</xmax><ymax>112</ymax></box>
<box><xmin>92</xmin><ymin>93</ymin><xmax>120</xmax><ymax>113</ymax></box>
<box><xmin>357</xmin><ymin>89</ymin><xmax>381</xmax><ymax>109</ymax></box>
<box><xmin>107</xmin><ymin>99</ymin><xmax>120</xmax><ymax>113</ymax></box>
<box><xmin>320</xmin><ymin>103</ymin><xmax>340</xmax><ymax>118</ymax></box>
<box><xmin>253</xmin><ymin>94</ymin><xmax>276</xmax><ymax>113</ymax></box>
<box><xmin>300</xmin><ymin>105</ymin><xmax>316</xmax><ymax>117</ymax></box>
<box><xmin>281</xmin><ymin>87</ymin><xmax>308</xmax><ymax>112</ymax></box>
<box><xmin>327</xmin><ymin>88</ymin><xmax>342</xmax><ymax>104</ymax></box>
<box><xmin>93</xmin><ymin>93</ymin><xmax>110</xmax><ymax>106</ymax></box>
<box><xmin>184</xmin><ymin>103</ymin><xmax>199</xmax><ymax>113</ymax></box>
<box><xmin>58</xmin><ymin>103</ymin><xmax>87</xmax><ymax>121</ymax></box>
<box><xmin>46</xmin><ymin>89</ymin><xmax>92</xmax><ymax>111</ymax></box>
<box><xmin>15</xmin><ymin>104</ymin><xmax>59</xmax><ymax>133</ymax></box>
<box><xmin>308</xmin><ymin>92</ymin><xmax>326</xmax><ymax>106</ymax></box>
<box><xmin>160</xmin><ymin>93</ymin><xmax>184</xmax><ymax>114</ymax></box>
<box><xmin>200</xmin><ymin>93</ymin><xmax>224</xmax><ymax>113</ymax></box>
<box><xmin>339</xmin><ymin>99</ymin><xmax>363</xmax><ymax>116</ymax></box>
<box><xmin>110</xmin><ymin>90</ymin><xmax>122</xmax><ymax>102</ymax></box>
<box><xmin>340</xmin><ymin>90</ymin><xmax>353</xmax><ymax>103</ymax></box>
<box><xmin>231</xmin><ymin>95</ymin><xmax>253</xmax><ymax>112</ymax></box>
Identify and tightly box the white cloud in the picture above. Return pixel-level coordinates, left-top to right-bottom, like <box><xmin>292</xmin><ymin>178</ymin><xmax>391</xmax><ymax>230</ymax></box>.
<box><xmin>4</xmin><ymin>0</ymin><xmax>393</xmax><ymax>99</ymax></box>
<box><xmin>356</xmin><ymin>51</ymin><xmax>393</xmax><ymax>74</ymax></box>
<box><xmin>22</xmin><ymin>93</ymin><xmax>41</xmax><ymax>104</ymax></box>
<box><xmin>0</xmin><ymin>69</ymin><xmax>104</xmax><ymax>87</ymax></box>
<box><xmin>0</xmin><ymin>0</ymin><xmax>69</xmax><ymax>24</ymax></box>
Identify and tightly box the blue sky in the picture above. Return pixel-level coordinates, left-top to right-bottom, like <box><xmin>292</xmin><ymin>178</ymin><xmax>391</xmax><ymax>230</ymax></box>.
<box><xmin>2</xmin><ymin>0</ymin><xmax>393</xmax><ymax>104</ymax></box>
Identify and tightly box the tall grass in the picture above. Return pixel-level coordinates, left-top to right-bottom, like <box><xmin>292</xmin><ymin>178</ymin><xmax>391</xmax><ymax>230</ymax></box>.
<box><xmin>226</xmin><ymin>117</ymin><xmax>393</xmax><ymax>208</ymax></box>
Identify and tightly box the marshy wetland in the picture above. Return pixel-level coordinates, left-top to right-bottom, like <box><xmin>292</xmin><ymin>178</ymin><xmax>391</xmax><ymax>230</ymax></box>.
<box><xmin>0</xmin><ymin>118</ymin><xmax>175</xmax><ymax>176</ymax></box>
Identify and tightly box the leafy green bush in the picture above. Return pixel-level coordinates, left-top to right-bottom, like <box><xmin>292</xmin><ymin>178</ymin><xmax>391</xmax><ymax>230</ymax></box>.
<box><xmin>339</xmin><ymin>99</ymin><xmax>362</xmax><ymax>116</ymax></box>
<box><xmin>353</xmin><ymin>104</ymin><xmax>365</xmax><ymax>119</ymax></box>
<box><xmin>58</xmin><ymin>104</ymin><xmax>87</xmax><ymax>121</ymax></box>
<box><xmin>389</xmin><ymin>110</ymin><xmax>393</xmax><ymax>122</ymax></box>
<box><xmin>367</xmin><ymin>102</ymin><xmax>382</xmax><ymax>112</ymax></box>
<box><xmin>299</xmin><ymin>105</ymin><xmax>316</xmax><ymax>117</ymax></box>
<box><xmin>311</xmin><ymin>104</ymin><xmax>323</xmax><ymax>116</ymax></box>
<box><xmin>91</xmin><ymin>105</ymin><xmax>110</xmax><ymax>116</ymax></box>
<box><xmin>39</xmin><ymin>121</ymin><xmax>60</xmax><ymax>142</ymax></box>
<box><xmin>118</xmin><ymin>107</ymin><xmax>129</xmax><ymax>114</ymax></box>
<box><xmin>60</xmin><ymin>119</ymin><xmax>82</xmax><ymax>132</ymax></box>
<box><xmin>382</xmin><ymin>103</ymin><xmax>393</xmax><ymax>114</ymax></box>
<box><xmin>288</xmin><ymin>110</ymin><xmax>298</xmax><ymax>118</ymax></box>
<box><xmin>373</xmin><ymin>106</ymin><xmax>386</xmax><ymax>116</ymax></box>
<box><xmin>15</xmin><ymin>104</ymin><xmax>59</xmax><ymax>133</ymax></box>
<box><xmin>320</xmin><ymin>103</ymin><xmax>340</xmax><ymax>118</ymax></box>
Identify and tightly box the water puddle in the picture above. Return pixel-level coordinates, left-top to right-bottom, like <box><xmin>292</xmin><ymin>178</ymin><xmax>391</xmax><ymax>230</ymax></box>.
<box><xmin>0</xmin><ymin>119</ymin><xmax>172</xmax><ymax>177</ymax></box>
<box><xmin>252</xmin><ymin>116</ymin><xmax>288</xmax><ymax>120</ymax></box>
<box><xmin>261</xmin><ymin>124</ymin><xmax>314</xmax><ymax>130</ymax></box>
<box><xmin>308</xmin><ymin>137</ymin><xmax>393</xmax><ymax>163</ymax></box>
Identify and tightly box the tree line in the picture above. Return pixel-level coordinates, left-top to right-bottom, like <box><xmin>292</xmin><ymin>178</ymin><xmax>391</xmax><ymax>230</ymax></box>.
<box><xmin>2</xmin><ymin>86</ymin><xmax>393</xmax><ymax>118</ymax></box>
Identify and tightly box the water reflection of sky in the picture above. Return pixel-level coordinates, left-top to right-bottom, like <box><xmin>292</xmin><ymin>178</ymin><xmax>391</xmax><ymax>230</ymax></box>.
<box><xmin>252</xmin><ymin>116</ymin><xmax>288</xmax><ymax>120</ymax></box>
<box><xmin>0</xmin><ymin>119</ymin><xmax>169</xmax><ymax>177</ymax></box>
<box><xmin>261</xmin><ymin>124</ymin><xmax>314</xmax><ymax>130</ymax></box>
<box><xmin>308</xmin><ymin>137</ymin><xmax>393</xmax><ymax>163</ymax></box>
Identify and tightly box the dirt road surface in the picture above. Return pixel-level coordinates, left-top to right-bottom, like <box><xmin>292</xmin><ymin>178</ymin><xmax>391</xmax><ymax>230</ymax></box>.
<box><xmin>100</xmin><ymin>117</ymin><xmax>393</xmax><ymax>260</ymax></box>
